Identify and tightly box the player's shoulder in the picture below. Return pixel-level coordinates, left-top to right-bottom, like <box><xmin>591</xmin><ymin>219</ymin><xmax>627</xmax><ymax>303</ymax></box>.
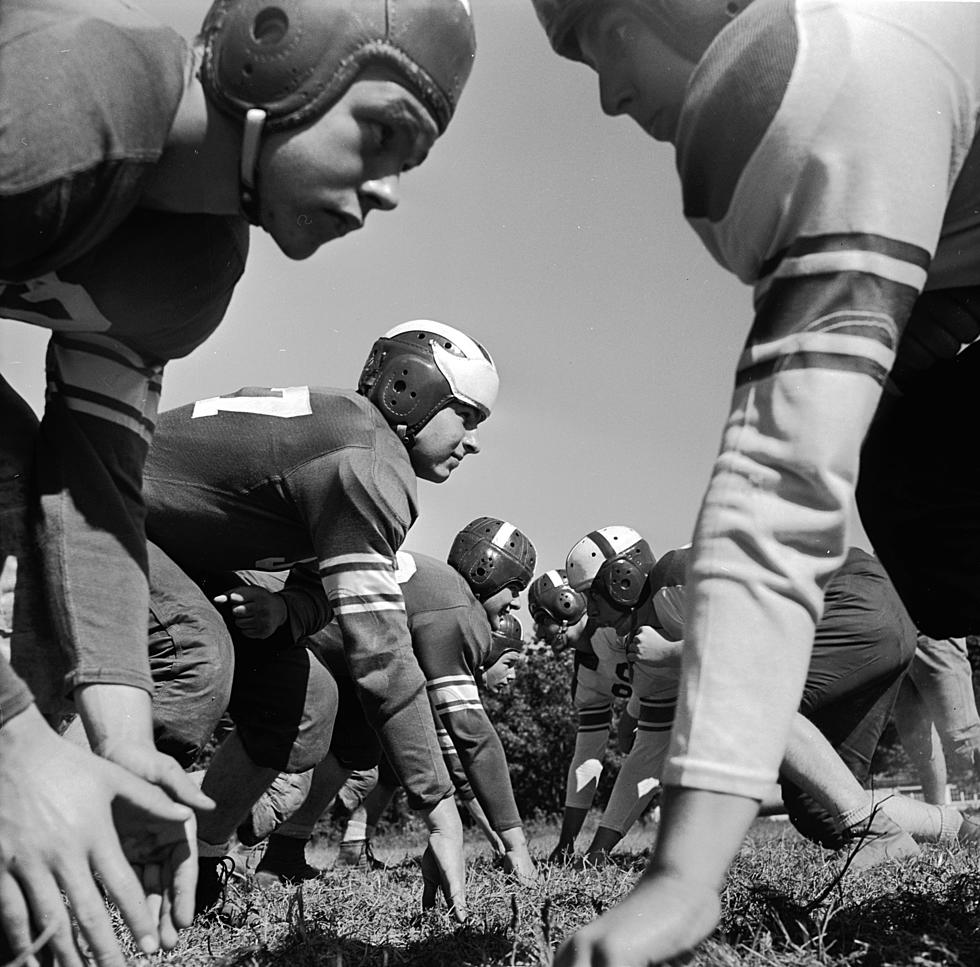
<box><xmin>678</xmin><ymin>0</ymin><xmax>800</xmax><ymax>224</ymax></box>
<box><xmin>648</xmin><ymin>546</ymin><xmax>690</xmax><ymax>596</ymax></box>
<box><xmin>3</xmin><ymin>0</ymin><xmax>188</xmax><ymax>128</ymax></box>
<box><xmin>402</xmin><ymin>552</ymin><xmax>477</xmax><ymax>613</ymax></box>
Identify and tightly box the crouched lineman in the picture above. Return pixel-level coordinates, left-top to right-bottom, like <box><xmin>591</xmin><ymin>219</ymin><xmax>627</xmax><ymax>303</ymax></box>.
<box><xmin>544</xmin><ymin>526</ymin><xmax>659</xmax><ymax>862</ymax></box>
<box><xmin>330</xmin><ymin>614</ymin><xmax>528</xmax><ymax>874</ymax></box>
<box><xmin>238</xmin><ymin>518</ymin><xmax>539</xmax><ymax>886</ymax></box>
<box><xmin>1</xmin><ymin>0</ymin><xmax>477</xmax><ymax>961</ymax></box>
<box><xmin>127</xmin><ymin>320</ymin><xmax>499</xmax><ymax>921</ymax></box>
<box><xmin>527</xmin><ymin>568</ymin><xmax>588</xmax><ymax>653</ymax></box>
<box><xmin>586</xmin><ymin>543</ymin><xmax>979</xmax><ymax>864</ymax></box>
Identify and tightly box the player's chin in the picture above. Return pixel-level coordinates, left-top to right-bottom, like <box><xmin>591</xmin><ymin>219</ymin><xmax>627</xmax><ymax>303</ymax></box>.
<box><xmin>265</xmin><ymin>215</ymin><xmax>348</xmax><ymax>260</ymax></box>
<box><xmin>415</xmin><ymin>458</ymin><xmax>457</xmax><ymax>484</ymax></box>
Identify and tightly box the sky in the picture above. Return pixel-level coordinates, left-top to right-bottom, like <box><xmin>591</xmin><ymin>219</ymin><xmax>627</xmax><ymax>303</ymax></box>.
<box><xmin>0</xmin><ymin>0</ymin><xmax>868</xmax><ymax>615</ymax></box>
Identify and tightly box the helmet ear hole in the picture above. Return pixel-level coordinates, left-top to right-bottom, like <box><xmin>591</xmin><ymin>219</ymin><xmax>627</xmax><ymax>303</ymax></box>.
<box><xmin>252</xmin><ymin>8</ymin><xmax>289</xmax><ymax>46</ymax></box>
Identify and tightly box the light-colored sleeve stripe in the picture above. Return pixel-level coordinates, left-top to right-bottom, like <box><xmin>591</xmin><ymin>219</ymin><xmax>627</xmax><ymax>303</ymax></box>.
<box><xmin>48</xmin><ymin>338</ymin><xmax>162</xmax><ymax>441</ymax></box>
<box><xmin>433</xmin><ymin>698</ymin><xmax>484</xmax><ymax>715</ymax></box>
<box><xmin>57</xmin><ymin>395</ymin><xmax>154</xmax><ymax>444</ymax></box>
<box><xmin>320</xmin><ymin>566</ymin><xmax>401</xmax><ymax>596</ymax></box>
<box><xmin>760</xmin><ymin>250</ymin><xmax>928</xmax><ymax>296</ymax></box>
<box><xmin>331</xmin><ymin>597</ymin><xmax>405</xmax><ymax>616</ymax></box>
<box><xmin>319</xmin><ymin>551</ymin><xmax>394</xmax><ymax>571</ymax></box>
<box><xmin>739</xmin><ymin>328</ymin><xmax>896</xmax><ymax>375</ymax></box>
<box><xmin>427</xmin><ymin>677</ymin><xmax>480</xmax><ymax>708</ymax></box>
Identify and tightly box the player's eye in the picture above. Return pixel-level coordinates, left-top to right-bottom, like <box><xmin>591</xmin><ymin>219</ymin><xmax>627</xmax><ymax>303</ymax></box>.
<box><xmin>365</xmin><ymin>120</ymin><xmax>395</xmax><ymax>151</ymax></box>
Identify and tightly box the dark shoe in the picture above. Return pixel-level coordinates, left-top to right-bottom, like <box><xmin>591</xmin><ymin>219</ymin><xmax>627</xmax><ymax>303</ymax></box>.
<box><xmin>336</xmin><ymin>838</ymin><xmax>384</xmax><ymax>870</ymax></box>
<box><xmin>254</xmin><ymin>854</ymin><xmax>320</xmax><ymax>888</ymax></box>
<box><xmin>195</xmin><ymin>856</ymin><xmax>236</xmax><ymax>916</ymax></box>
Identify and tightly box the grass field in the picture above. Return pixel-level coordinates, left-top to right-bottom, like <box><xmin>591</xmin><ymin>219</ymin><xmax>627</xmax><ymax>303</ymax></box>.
<box><xmin>119</xmin><ymin>813</ymin><xmax>980</xmax><ymax>967</ymax></box>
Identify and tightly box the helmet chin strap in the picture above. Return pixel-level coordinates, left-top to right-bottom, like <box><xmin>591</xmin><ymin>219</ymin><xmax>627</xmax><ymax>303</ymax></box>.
<box><xmin>239</xmin><ymin>108</ymin><xmax>267</xmax><ymax>225</ymax></box>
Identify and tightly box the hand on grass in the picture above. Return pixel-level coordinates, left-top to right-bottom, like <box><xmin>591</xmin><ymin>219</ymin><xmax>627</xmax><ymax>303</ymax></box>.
<box><xmin>418</xmin><ymin>795</ymin><xmax>466</xmax><ymax>922</ymax></box>
<box><xmin>554</xmin><ymin>870</ymin><xmax>721</xmax><ymax>967</ymax></box>
<box><xmin>0</xmin><ymin>705</ymin><xmax>198</xmax><ymax>966</ymax></box>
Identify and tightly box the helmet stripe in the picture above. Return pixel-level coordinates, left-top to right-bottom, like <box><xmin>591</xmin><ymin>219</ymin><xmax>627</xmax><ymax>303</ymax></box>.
<box><xmin>587</xmin><ymin>529</ymin><xmax>618</xmax><ymax>559</ymax></box>
<box><xmin>492</xmin><ymin>521</ymin><xmax>517</xmax><ymax>548</ymax></box>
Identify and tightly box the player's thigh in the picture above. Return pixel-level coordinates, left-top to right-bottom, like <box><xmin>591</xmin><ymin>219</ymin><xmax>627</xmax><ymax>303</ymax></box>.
<box><xmin>859</xmin><ymin>338</ymin><xmax>980</xmax><ymax>637</ymax></box>
<box><xmin>230</xmin><ymin>635</ymin><xmax>338</xmax><ymax>771</ymax></box>
<box><xmin>147</xmin><ymin>543</ymin><xmax>234</xmax><ymax>765</ymax></box>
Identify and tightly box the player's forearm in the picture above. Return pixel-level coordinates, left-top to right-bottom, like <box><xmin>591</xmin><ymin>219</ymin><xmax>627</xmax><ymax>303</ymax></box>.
<box><xmin>74</xmin><ymin>682</ymin><xmax>156</xmax><ymax>755</ymax></box>
<box><xmin>449</xmin><ymin>718</ymin><xmax>523</xmax><ymax>831</ymax></box>
<box><xmin>664</xmin><ymin>366</ymin><xmax>879</xmax><ymax>798</ymax></box>
<box><xmin>337</xmin><ymin>614</ymin><xmax>452</xmax><ymax>808</ymax></box>
<box><xmin>0</xmin><ymin>657</ymin><xmax>34</xmax><ymax>728</ymax></box>
<box><xmin>38</xmin><ymin>372</ymin><xmax>156</xmax><ymax>696</ymax></box>
<box><xmin>645</xmin><ymin>786</ymin><xmax>760</xmax><ymax>892</ymax></box>
<box><xmin>280</xmin><ymin>565</ymin><xmax>332</xmax><ymax>639</ymax></box>
<box><xmin>498</xmin><ymin>825</ymin><xmax>527</xmax><ymax>851</ymax></box>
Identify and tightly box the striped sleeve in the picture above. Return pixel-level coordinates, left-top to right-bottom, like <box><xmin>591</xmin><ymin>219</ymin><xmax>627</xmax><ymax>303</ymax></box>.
<box><xmin>320</xmin><ymin>552</ymin><xmax>406</xmax><ymax>618</ymax></box>
<box><xmin>318</xmin><ymin>548</ymin><xmax>450</xmax><ymax>808</ymax></box>
<box><xmin>40</xmin><ymin>331</ymin><xmax>161</xmax><ymax>694</ymax></box>
<box><xmin>666</xmin><ymin>0</ymin><xmax>980</xmax><ymax>799</ymax></box>
<box><xmin>299</xmin><ymin>441</ymin><xmax>451</xmax><ymax>810</ymax></box>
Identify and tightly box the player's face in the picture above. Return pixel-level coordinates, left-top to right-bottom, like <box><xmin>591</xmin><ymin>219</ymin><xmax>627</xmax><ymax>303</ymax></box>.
<box><xmin>257</xmin><ymin>66</ymin><xmax>438</xmax><ymax>259</ymax></box>
<box><xmin>586</xmin><ymin>587</ymin><xmax>632</xmax><ymax>633</ymax></box>
<box><xmin>484</xmin><ymin>587</ymin><xmax>520</xmax><ymax>626</ymax></box>
<box><xmin>575</xmin><ymin>6</ymin><xmax>697</xmax><ymax>143</ymax></box>
<box><xmin>533</xmin><ymin>616</ymin><xmax>563</xmax><ymax>647</ymax></box>
<box><xmin>409</xmin><ymin>402</ymin><xmax>482</xmax><ymax>483</ymax></box>
<box><xmin>483</xmin><ymin>652</ymin><xmax>520</xmax><ymax>693</ymax></box>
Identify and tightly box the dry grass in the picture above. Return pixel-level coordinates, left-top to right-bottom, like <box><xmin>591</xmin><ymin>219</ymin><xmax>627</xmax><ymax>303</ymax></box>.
<box><xmin>113</xmin><ymin>815</ymin><xmax>980</xmax><ymax>967</ymax></box>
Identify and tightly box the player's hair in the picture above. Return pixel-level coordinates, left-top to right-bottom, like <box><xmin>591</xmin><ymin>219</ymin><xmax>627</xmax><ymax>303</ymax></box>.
<box><xmin>529</xmin><ymin>0</ymin><xmax>753</xmax><ymax>64</ymax></box>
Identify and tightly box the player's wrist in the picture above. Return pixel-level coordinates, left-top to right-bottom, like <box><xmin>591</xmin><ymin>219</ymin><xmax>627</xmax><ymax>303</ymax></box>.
<box><xmin>499</xmin><ymin>826</ymin><xmax>527</xmax><ymax>850</ymax></box>
<box><xmin>73</xmin><ymin>683</ymin><xmax>156</xmax><ymax>757</ymax></box>
<box><xmin>0</xmin><ymin>700</ymin><xmax>44</xmax><ymax>742</ymax></box>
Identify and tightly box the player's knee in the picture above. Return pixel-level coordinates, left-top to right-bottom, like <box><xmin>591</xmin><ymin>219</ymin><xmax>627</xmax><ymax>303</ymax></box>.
<box><xmin>780</xmin><ymin>781</ymin><xmax>846</xmax><ymax>850</ymax></box>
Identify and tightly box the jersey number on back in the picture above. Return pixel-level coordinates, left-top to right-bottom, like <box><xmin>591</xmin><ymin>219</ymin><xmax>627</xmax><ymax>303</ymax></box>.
<box><xmin>191</xmin><ymin>386</ymin><xmax>312</xmax><ymax>419</ymax></box>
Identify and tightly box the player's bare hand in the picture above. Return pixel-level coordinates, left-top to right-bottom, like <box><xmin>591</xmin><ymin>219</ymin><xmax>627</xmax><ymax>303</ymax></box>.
<box><xmin>418</xmin><ymin>796</ymin><xmax>466</xmax><ymax>922</ymax></box>
<box><xmin>0</xmin><ymin>705</ymin><xmax>198</xmax><ymax>966</ymax></box>
<box><xmin>73</xmin><ymin>683</ymin><xmax>214</xmax><ymax>813</ymax></box>
<box><xmin>502</xmin><ymin>844</ymin><xmax>538</xmax><ymax>883</ymax></box>
<box><xmin>554</xmin><ymin>870</ymin><xmax>721</xmax><ymax>967</ymax></box>
<box><xmin>626</xmin><ymin>626</ymin><xmax>683</xmax><ymax>667</ymax></box>
<box><xmin>893</xmin><ymin>286</ymin><xmax>980</xmax><ymax>385</ymax></box>
<box><xmin>213</xmin><ymin>585</ymin><xmax>288</xmax><ymax>639</ymax></box>
<box><xmin>617</xmin><ymin>710</ymin><xmax>638</xmax><ymax>753</ymax></box>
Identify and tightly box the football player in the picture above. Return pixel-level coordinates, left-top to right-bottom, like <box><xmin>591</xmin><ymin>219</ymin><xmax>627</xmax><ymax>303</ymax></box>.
<box><xmin>528</xmin><ymin>569</ymin><xmax>587</xmax><ymax>652</ymax></box>
<box><xmin>138</xmin><ymin>321</ymin><xmax>497</xmax><ymax>919</ymax></box>
<box><xmin>0</xmin><ymin>1</ymin><xmax>477</xmax><ymax>961</ymax></box>
<box><xmin>582</xmin><ymin>545</ymin><xmax>979</xmax><ymax>868</ymax></box>
<box><xmin>547</xmin><ymin>526</ymin><xmax>656</xmax><ymax>863</ymax></box>
<box><xmin>241</xmin><ymin>519</ymin><xmax>537</xmax><ymax>886</ymax></box>
<box><xmin>530</xmin><ymin>2</ymin><xmax>980</xmax><ymax>963</ymax></box>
